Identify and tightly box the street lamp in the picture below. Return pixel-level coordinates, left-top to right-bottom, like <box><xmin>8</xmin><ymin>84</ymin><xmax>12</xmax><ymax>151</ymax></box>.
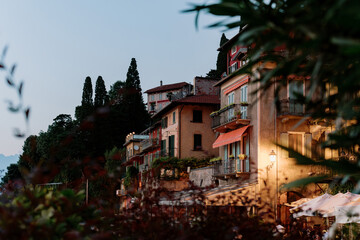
<box><xmin>269</xmin><ymin>150</ymin><xmax>276</xmax><ymax>164</ymax></box>
<box><xmin>268</xmin><ymin>150</ymin><xmax>277</xmax><ymax>222</ymax></box>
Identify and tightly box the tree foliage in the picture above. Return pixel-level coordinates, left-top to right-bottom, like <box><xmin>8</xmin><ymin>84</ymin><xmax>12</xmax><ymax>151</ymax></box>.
<box><xmin>206</xmin><ymin>33</ymin><xmax>229</xmax><ymax>78</ymax></box>
<box><xmin>1</xmin><ymin>163</ymin><xmax>21</xmax><ymax>185</ymax></box>
<box><xmin>94</xmin><ymin>76</ymin><xmax>108</xmax><ymax>107</ymax></box>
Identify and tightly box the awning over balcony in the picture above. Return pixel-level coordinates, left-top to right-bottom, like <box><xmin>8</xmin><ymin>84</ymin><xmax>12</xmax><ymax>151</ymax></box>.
<box><xmin>212</xmin><ymin>125</ymin><xmax>249</xmax><ymax>148</ymax></box>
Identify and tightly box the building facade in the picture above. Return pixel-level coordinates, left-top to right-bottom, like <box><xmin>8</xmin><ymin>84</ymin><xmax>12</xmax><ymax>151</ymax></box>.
<box><xmin>208</xmin><ymin>30</ymin><xmax>331</xmax><ymax>219</ymax></box>
<box><xmin>144</xmin><ymin>81</ymin><xmax>192</xmax><ymax>115</ymax></box>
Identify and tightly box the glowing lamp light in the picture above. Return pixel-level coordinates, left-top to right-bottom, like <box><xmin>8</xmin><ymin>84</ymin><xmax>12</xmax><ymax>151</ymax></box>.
<box><xmin>269</xmin><ymin>150</ymin><xmax>276</xmax><ymax>163</ymax></box>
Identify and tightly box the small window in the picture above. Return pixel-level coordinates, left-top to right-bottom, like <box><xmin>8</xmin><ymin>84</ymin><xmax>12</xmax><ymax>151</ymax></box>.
<box><xmin>162</xmin><ymin>117</ymin><xmax>168</xmax><ymax>129</ymax></box>
<box><xmin>193</xmin><ymin>110</ymin><xmax>202</xmax><ymax>123</ymax></box>
<box><xmin>173</xmin><ymin>112</ymin><xmax>176</xmax><ymax>124</ymax></box>
<box><xmin>194</xmin><ymin>134</ymin><xmax>202</xmax><ymax>150</ymax></box>
<box><xmin>159</xmin><ymin>93</ymin><xmax>162</xmax><ymax>100</ymax></box>
<box><xmin>151</xmin><ymin>95</ymin><xmax>155</xmax><ymax>101</ymax></box>
<box><xmin>231</xmin><ymin>46</ymin><xmax>237</xmax><ymax>55</ymax></box>
<box><xmin>158</xmin><ymin>103</ymin><xmax>162</xmax><ymax>109</ymax></box>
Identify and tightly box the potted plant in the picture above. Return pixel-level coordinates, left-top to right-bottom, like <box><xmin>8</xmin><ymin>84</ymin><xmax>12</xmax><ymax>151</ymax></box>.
<box><xmin>229</xmin><ymin>154</ymin><xmax>235</xmax><ymax>160</ymax></box>
<box><xmin>238</xmin><ymin>154</ymin><xmax>247</xmax><ymax>160</ymax></box>
<box><xmin>240</xmin><ymin>101</ymin><xmax>249</xmax><ymax>106</ymax></box>
<box><xmin>210</xmin><ymin>156</ymin><xmax>222</xmax><ymax>163</ymax></box>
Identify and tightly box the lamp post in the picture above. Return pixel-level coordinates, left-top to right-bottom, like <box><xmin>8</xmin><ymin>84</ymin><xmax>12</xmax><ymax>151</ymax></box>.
<box><xmin>268</xmin><ymin>150</ymin><xmax>277</xmax><ymax>221</ymax></box>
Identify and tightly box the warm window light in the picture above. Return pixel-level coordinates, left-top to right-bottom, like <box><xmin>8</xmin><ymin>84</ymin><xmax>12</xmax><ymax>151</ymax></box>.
<box><xmin>269</xmin><ymin>150</ymin><xmax>276</xmax><ymax>163</ymax></box>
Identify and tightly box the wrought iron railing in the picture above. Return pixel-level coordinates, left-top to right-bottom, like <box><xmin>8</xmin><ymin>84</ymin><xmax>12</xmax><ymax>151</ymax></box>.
<box><xmin>141</xmin><ymin>138</ymin><xmax>159</xmax><ymax>152</ymax></box>
<box><xmin>278</xmin><ymin>98</ymin><xmax>305</xmax><ymax>116</ymax></box>
<box><xmin>213</xmin><ymin>158</ymin><xmax>250</xmax><ymax>176</ymax></box>
<box><xmin>211</xmin><ymin>104</ymin><xmax>249</xmax><ymax>129</ymax></box>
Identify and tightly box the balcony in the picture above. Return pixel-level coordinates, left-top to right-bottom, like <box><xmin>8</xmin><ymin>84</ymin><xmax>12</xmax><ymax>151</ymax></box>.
<box><xmin>141</xmin><ymin>138</ymin><xmax>160</xmax><ymax>152</ymax></box>
<box><xmin>211</xmin><ymin>104</ymin><xmax>250</xmax><ymax>132</ymax></box>
<box><xmin>213</xmin><ymin>158</ymin><xmax>250</xmax><ymax>179</ymax></box>
<box><xmin>278</xmin><ymin>98</ymin><xmax>307</xmax><ymax>119</ymax></box>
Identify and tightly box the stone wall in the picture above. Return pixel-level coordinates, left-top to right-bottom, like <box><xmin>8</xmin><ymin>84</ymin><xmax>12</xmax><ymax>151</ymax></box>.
<box><xmin>189</xmin><ymin>167</ymin><xmax>214</xmax><ymax>187</ymax></box>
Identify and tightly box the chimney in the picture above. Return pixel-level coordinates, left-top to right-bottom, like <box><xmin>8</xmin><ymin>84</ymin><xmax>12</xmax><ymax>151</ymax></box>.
<box><xmin>160</xmin><ymin>80</ymin><xmax>163</xmax><ymax>86</ymax></box>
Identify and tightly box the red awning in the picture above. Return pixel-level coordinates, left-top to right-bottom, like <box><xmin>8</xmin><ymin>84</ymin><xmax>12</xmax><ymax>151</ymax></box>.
<box><xmin>212</xmin><ymin>126</ymin><xmax>249</xmax><ymax>148</ymax></box>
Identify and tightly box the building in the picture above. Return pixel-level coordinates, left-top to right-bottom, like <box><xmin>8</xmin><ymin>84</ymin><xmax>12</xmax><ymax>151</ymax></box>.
<box><xmin>140</xmin><ymin>120</ymin><xmax>162</xmax><ymax>172</ymax></box>
<box><xmin>144</xmin><ymin>81</ymin><xmax>192</xmax><ymax>115</ymax></box>
<box><xmin>153</xmin><ymin>94</ymin><xmax>220</xmax><ymax>160</ymax></box>
<box><xmin>205</xmin><ymin>30</ymin><xmax>332</xmax><ymax>222</ymax></box>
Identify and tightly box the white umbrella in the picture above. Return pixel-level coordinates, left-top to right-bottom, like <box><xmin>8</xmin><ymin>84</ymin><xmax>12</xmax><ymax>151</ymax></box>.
<box><xmin>291</xmin><ymin>193</ymin><xmax>333</xmax><ymax>218</ymax></box>
<box><xmin>334</xmin><ymin>196</ymin><xmax>360</xmax><ymax>223</ymax></box>
<box><xmin>317</xmin><ymin>192</ymin><xmax>359</xmax><ymax>217</ymax></box>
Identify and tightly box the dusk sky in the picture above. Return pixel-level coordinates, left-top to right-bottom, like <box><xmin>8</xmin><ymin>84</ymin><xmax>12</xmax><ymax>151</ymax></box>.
<box><xmin>0</xmin><ymin>1</ymin><xmax>236</xmax><ymax>157</ymax></box>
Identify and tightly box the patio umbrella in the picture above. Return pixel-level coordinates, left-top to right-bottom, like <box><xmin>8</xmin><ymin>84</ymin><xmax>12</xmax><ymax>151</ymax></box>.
<box><xmin>291</xmin><ymin>193</ymin><xmax>333</xmax><ymax>218</ymax></box>
<box><xmin>334</xmin><ymin>195</ymin><xmax>360</xmax><ymax>224</ymax></box>
<box><xmin>317</xmin><ymin>192</ymin><xmax>360</xmax><ymax>217</ymax></box>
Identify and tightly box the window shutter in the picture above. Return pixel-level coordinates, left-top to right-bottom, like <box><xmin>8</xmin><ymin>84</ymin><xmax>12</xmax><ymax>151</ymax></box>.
<box><xmin>280</xmin><ymin>133</ymin><xmax>289</xmax><ymax>158</ymax></box>
<box><xmin>304</xmin><ymin>133</ymin><xmax>312</xmax><ymax>158</ymax></box>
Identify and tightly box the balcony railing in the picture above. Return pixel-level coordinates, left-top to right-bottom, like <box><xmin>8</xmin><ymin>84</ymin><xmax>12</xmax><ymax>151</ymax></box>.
<box><xmin>141</xmin><ymin>138</ymin><xmax>159</xmax><ymax>152</ymax></box>
<box><xmin>213</xmin><ymin>158</ymin><xmax>250</xmax><ymax>177</ymax></box>
<box><xmin>211</xmin><ymin>104</ymin><xmax>250</xmax><ymax>129</ymax></box>
<box><xmin>278</xmin><ymin>98</ymin><xmax>305</xmax><ymax>117</ymax></box>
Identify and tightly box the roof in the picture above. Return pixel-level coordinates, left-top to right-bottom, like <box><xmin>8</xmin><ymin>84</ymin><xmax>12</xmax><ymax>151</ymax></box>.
<box><xmin>144</xmin><ymin>82</ymin><xmax>190</xmax><ymax>94</ymax></box>
<box><xmin>217</xmin><ymin>25</ymin><xmax>248</xmax><ymax>52</ymax></box>
<box><xmin>174</xmin><ymin>95</ymin><xmax>220</xmax><ymax>104</ymax></box>
<box><xmin>152</xmin><ymin>94</ymin><xmax>220</xmax><ymax>118</ymax></box>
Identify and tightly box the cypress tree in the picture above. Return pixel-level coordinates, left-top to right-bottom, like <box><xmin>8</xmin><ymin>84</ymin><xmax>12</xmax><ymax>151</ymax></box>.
<box><xmin>216</xmin><ymin>33</ymin><xmax>229</xmax><ymax>77</ymax></box>
<box><xmin>206</xmin><ymin>33</ymin><xmax>229</xmax><ymax>78</ymax></box>
<box><xmin>123</xmin><ymin>58</ymin><xmax>149</xmax><ymax>134</ymax></box>
<box><xmin>81</xmin><ymin>76</ymin><xmax>93</xmax><ymax>106</ymax></box>
<box><xmin>75</xmin><ymin>76</ymin><xmax>94</xmax><ymax>121</ymax></box>
<box><xmin>94</xmin><ymin>76</ymin><xmax>108</xmax><ymax>107</ymax></box>
<box><xmin>125</xmin><ymin>58</ymin><xmax>141</xmax><ymax>91</ymax></box>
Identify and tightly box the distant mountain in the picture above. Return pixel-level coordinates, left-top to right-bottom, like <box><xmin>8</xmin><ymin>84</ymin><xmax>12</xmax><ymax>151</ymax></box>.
<box><xmin>0</xmin><ymin>154</ymin><xmax>19</xmax><ymax>174</ymax></box>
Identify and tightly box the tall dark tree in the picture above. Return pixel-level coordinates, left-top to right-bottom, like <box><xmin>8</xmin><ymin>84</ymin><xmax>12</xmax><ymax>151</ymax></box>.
<box><xmin>125</xmin><ymin>58</ymin><xmax>141</xmax><ymax>90</ymax></box>
<box><xmin>216</xmin><ymin>33</ymin><xmax>229</xmax><ymax>76</ymax></box>
<box><xmin>81</xmin><ymin>76</ymin><xmax>93</xmax><ymax>106</ymax></box>
<box><xmin>75</xmin><ymin>76</ymin><xmax>94</xmax><ymax>121</ymax></box>
<box><xmin>206</xmin><ymin>33</ymin><xmax>229</xmax><ymax>78</ymax></box>
<box><xmin>123</xmin><ymin>58</ymin><xmax>150</xmax><ymax>134</ymax></box>
<box><xmin>94</xmin><ymin>76</ymin><xmax>108</xmax><ymax>107</ymax></box>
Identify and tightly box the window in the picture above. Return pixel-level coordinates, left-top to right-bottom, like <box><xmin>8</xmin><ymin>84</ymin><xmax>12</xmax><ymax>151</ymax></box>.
<box><xmin>169</xmin><ymin>135</ymin><xmax>175</xmax><ymax>157</ymax></box>
<box><xmin>173</xmin><ymin>111</ymin><xmax>176</xmax><ymax>124</ymax></box>
<box><xmin>193</xmin><ymin>110</ymin><xmax>202</xmax><ymax>123</ymax></box>
<box><xmin>159</xmin><ymin>93</ymin><xmax>162</xmax><ymax>100</ymax></box>
<box><xmin>150</xmin><ymin>102</ymin><xmax>155</xmax><ymax>111</ymax></box>
<box><xmin>288</xmin><ymin>80</ymin><xmax>304</xmax><ymax>114</ymax></box>
<box><xmin>151</xmin><ymin>94</ymin><xmax>155</xmax><ymax>101</ymax></box>
<box><xmin>229</xmin><ymin>62</ymin><xmax>238</xmax><ymax>74</ymax></box>
<box><xmin>240</xmin><ymin>84</ymin><xmax>248</xmax><ymax>118</ymax></box>
<box><xmin>158</xmin><ymin>103</ymin><xmax>162</xmax><ymax>109</ymax></box>
<box><xmin>194</xmin><ymin>134</ymin><xmax>202</xmax><ymax>150</ymax></box>
<box><xmin>161</xmin><ymin>117</ymin><xmax>168</xmax><ymax>128</ymax></box>
<box><xmin>161</xmin><ymin>140</ymin><xmax>166</xmax><ymax>156</ymax></box>
<box><xmin>231</xmin><ymin>46</ymin><xmax>237</xmax><ymax>55</ymax></box>
<box><xmin>228</xmin><ymin>92</ymin><xmax>235</xmax><ymax>119</ymax></box>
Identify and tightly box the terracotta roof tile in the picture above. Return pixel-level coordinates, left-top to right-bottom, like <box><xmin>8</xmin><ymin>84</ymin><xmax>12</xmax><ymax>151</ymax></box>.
<box><xmin>144</xmin><ymin>82</ymin><xmax>190</xmax><ymax>94</ymax></box>
<box><xmin>174</xmin><ymin>95</ymin><xmax>220</xmax><ymax>104</ymax></box>
<box><xmin>151</xmin><ymin>94</ymin><xmax>219</xmax><ymax>118</ymax></box>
